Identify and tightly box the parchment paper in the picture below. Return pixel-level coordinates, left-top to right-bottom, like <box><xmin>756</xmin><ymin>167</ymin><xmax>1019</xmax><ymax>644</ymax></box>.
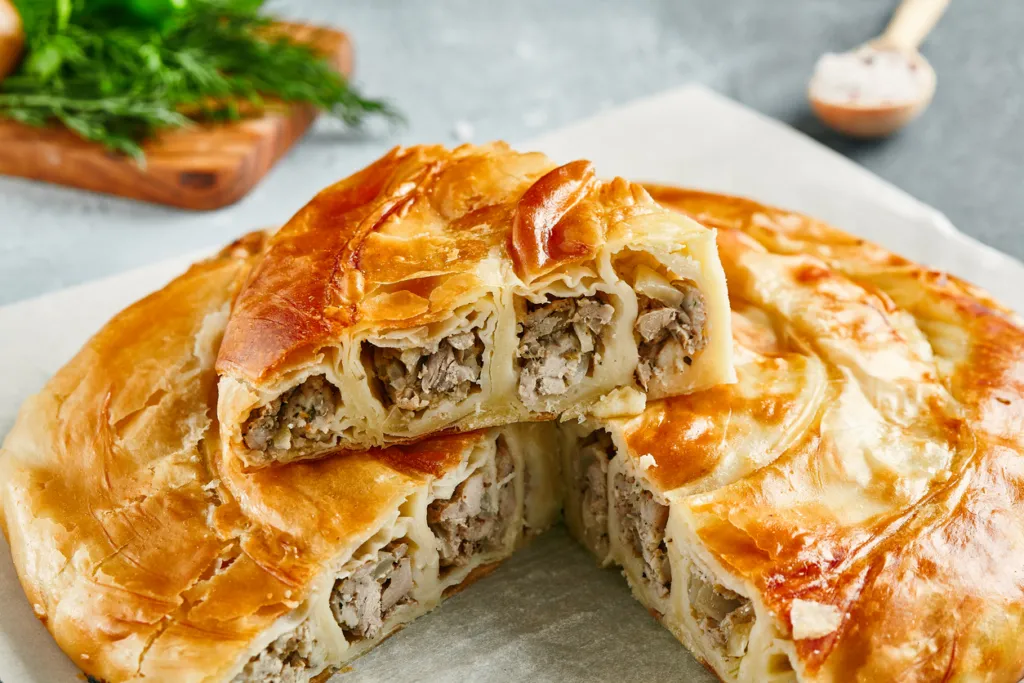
<box><xmin>2</xmin><ymin>85</ymin><xmax>1022</xmax><ymax>683</ymax></box>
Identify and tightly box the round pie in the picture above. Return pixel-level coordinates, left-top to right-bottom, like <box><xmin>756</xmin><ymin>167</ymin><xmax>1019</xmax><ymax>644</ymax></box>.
<box><xmin>2</xmin><ymin>179</ymin><xmax>1022</xmax><ymax>683</ymax></box>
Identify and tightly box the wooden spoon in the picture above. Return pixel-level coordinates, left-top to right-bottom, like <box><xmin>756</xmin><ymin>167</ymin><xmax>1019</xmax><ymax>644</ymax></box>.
<box><xmin>809</xmin><ymin>0</ymin><xmax>950</xmax><ymax>138</ymax></box>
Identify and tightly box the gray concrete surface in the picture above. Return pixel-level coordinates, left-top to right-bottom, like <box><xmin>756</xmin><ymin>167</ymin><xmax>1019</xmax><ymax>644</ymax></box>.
<box><xmin>1</xmin><ymin>0</ymin><xmax>1021</xmax><ymax>306</ymax></box>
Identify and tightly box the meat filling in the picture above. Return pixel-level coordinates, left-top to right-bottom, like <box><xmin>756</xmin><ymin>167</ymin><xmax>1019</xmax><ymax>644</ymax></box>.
<box><xmin>429</xmin><ymin>438</ymin><xmax>516</xmax><ymax>569</ymax></box>
<box><xmin>613</xmin><ymin>472</ymin><xmax>671</xmax><ymax>597</ymax></box>
<box><xmin>242</xmin><ymin>376</ymin><xmax>340</xmax><ymax>452</ymax></box>
<box><xmin>517</xmin><ymin>296</ymin><xmax>614</xmax><ymax>405</ymax></box>
<box><xmin>577</xmin><ymin>430</ymin><xmax>614</xmax><ymax>558</ymax></box>
<box><xmin>330</xmin><ymin>542</ymin><xmax>414</xmax><ymax>641</ymax></box>
<box><xmin>688</xmin><ymin>569</ymin><xmax>755</xmax><ymax>659</ymax></box>
<box><xmin>372</xmin><ymin>330</ymin><xmax>484</xmax><ymax>412</ymax></box>
<box><xmin>233</xmin><ymin>620</ymin><xmax>322</xmax><ymax>683</ymax></box>
<box><xmin>634</xmin><ymin>286</ymin><xmax>708</xmax><ymax>390</ymax></box>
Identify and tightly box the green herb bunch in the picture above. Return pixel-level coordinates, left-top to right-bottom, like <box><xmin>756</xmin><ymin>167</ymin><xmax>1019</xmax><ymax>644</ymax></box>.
<box><xmin>0</xmin><ymin>0</ymin><xmax>399</xmax><ymax>159</ymax></box>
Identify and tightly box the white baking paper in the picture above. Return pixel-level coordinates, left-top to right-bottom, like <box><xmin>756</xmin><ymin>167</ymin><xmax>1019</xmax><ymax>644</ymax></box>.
<box><xmin>2</xmin><ymin>85</ymin><xmax>1023</xmax><ymax>683</ymax></box>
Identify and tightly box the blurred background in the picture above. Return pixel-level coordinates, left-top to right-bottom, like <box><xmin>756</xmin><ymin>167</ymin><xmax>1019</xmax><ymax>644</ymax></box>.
<box><xmin>1</xmin><ymin>0</ymin><xmax>1020</xmax><ymax>305</ymax></box>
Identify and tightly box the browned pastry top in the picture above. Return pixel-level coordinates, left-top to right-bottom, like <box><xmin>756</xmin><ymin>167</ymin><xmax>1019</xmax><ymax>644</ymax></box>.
<box><xmin>628</xmin><ymin>186</ymin><xmax>1024</xmax><ymax>682</ymax></box>
<box><xmin>0</xmin><ymin>232</ymin><xmax>486</xmax><ymax>683</ymax></box>
<box><xmin>216</xmin><ymin>143</ymin><xmax>668</xmax><ymax>383</ymax></box>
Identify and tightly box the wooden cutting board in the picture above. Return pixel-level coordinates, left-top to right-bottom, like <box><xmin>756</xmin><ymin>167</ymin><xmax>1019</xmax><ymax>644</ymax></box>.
<box><xmin>0</xmin><ymin>23</ymin><xmax>351</xmax><ymax>210</ymax></box>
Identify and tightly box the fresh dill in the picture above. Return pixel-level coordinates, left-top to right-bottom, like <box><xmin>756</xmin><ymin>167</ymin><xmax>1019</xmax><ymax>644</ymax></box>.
<box><xmin>0</xmin><ymin>0</ymin><xmax>400</xmax><ymax>160</ymax></box>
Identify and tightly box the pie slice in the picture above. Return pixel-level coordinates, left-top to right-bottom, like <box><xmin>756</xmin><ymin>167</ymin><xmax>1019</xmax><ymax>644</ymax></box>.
<box><xmin>215</xmin><ymin>143</ymin><xmax>734</xmax><ymax>468</ymax></box>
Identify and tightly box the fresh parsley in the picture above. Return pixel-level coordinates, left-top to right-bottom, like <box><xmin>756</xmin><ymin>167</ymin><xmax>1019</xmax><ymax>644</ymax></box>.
<box><xmin>0</xmin><ymin>0</ymin><xmax>400</xmax><ymax>160</ymax></box>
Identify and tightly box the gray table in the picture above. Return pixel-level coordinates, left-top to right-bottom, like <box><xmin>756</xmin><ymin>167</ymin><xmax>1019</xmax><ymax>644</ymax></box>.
<box><xmin>1</xmin><ymin>0</ymin><xmax>1020</xmax><ymax>307</ymax></box>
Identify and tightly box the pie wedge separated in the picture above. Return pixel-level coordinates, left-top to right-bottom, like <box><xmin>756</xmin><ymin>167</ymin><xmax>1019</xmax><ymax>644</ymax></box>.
<box><xmin>559</xmin><ymin>187</ymin><xmax>1024</xmax><ymax>683</ymax></box>
<box><xmin>215</xmin><ymin>143</ymin><xmax>734</xmax><ymax>469</ymax></box>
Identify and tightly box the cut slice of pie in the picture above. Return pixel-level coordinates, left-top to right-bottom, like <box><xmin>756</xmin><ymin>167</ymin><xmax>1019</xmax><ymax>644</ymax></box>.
<box><xmin>215</xmin><ymin>143</ymin><xmax>734</xmax><ymax>468</ymax></box>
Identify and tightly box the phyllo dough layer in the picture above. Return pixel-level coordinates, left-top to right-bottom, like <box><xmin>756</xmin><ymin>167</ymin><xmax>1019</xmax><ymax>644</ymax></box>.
<box><xmin>560</xmin><ymin>187</ymin><xmax>1024</xmax><ymax>683</ymax></box>
<box><xmin>0</xmin><ymin>234</ymin><xmax>562</xmax><ymax>683</ymax></box>
<box><xmin>215</xmin><ymin>143</ymin><xmax>733</xmax><ymax>468</ymax></box>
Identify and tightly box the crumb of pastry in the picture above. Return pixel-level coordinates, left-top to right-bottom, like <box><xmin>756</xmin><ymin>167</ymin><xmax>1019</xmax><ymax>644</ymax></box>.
<box><xmin>790</xmin><ymin>598</ymin><xmax>842</xmax><ymax>640</ymax></box>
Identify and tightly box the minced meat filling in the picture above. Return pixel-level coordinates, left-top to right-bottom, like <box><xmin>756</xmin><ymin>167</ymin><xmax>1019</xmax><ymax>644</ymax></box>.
<box><xmin>577</xmin><ymin>430</ymin><xmax>614</xmax><ymax>558</ymax></box>
<box><xmin>330</xmin><ymin>542</ymin><xmax>414</xmax><ymax>641</ymax></box>
<box><xmin>688</xmin><ymin>570</ymin><xmax>756</xmax><ymax>658</ymax></box>
<box><xmin>613</xmin><ymin>472</ymin><xmax>672</xmax><ymax>598</ymax></box>
<box><xmin>634</xmin><ymin>286</ymin><xmax>708</xmax><ymax>390</ymax></box>
<box><xmin>242</xmin><ymin>376</ymin><xmax>340</xmax><ymax>452</ymax></box>
<box><xmin>429</xmin><ymin>438</ymin><xmax>516</xmax><ymax>569</ymax></box>
<box><xmin>372</xmin><ymin>330</ymin><xmax>484</xmax><ymax>412</ymax></box>
<box><xmin>233</xmin><ymin>620</ymin><xmax>322</xmax><ymax>683</ymax></box>
<box><xmin>517</xmin><ymin>296</ymin><xmax>614</xmax><ymax>404</ymax></box>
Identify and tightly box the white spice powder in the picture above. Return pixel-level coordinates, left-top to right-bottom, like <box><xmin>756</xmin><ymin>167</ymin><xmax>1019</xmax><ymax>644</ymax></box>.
<box><xmin>811</xmin><ymin>46</ymin><xmax>928</xmax><ymax>107</ymax></box>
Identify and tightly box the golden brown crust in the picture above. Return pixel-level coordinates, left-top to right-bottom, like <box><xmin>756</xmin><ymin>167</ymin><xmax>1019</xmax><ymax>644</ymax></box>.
<box><xmin>216</xmin><ymin>143</ymin><xmax>562</xmax><ymax>382</ymax></box>
<box><xmin>626</xmin><ymin>186</ymin><xmax>1024</xmax><ymax>682</ymax></box>
<box><xmin>508</xmin><ymin>159</ymin><xmax>599</xmax><ymax>280</ymax></box>
<box><xmin>0</xmin><ymin>233</ymin><xmax>490</xmax><ymax>683</ymax></box>
<box><xmin>216</xmin><ymin>144</ymin><xmax>715</xmax><ymax>382</ymax></box>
